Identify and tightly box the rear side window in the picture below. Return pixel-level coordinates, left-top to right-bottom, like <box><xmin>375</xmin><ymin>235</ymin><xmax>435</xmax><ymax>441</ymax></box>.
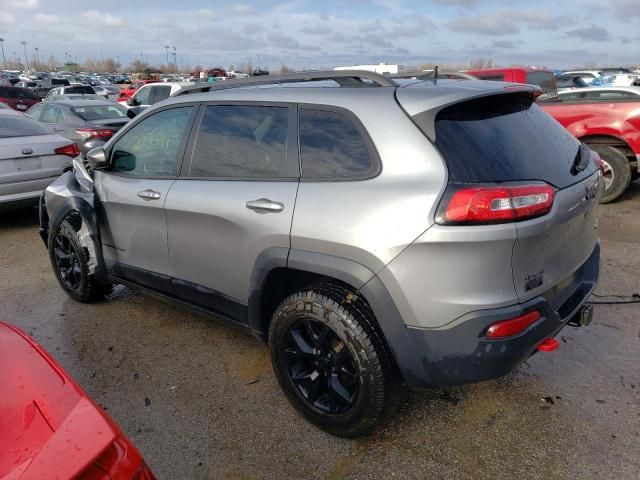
<box><xmin>41</xmin><ymin>105</ymin><xmax>62</xmax><ymax>123</ymax></box>
<box><xmin>0</xmin><ymin>115</ymin><xmax>52</xmax><ymax>138</ymax></box>
<box><xmin>425</xmin><ymin>93</ymin><xmax>591</xmax><ymax>189</ymax></box>
<box><xmin>72</xmin><ymin>105</ymin><xmax>127</xmax><ymax>120</ymax></box>
<box><xmin>299</xmin><ymin>108</ymin><xmax>376</xmax><ymax>178</ymax></box>
<box><xmin>188</xmin><ymin>105</ymin><xmax>289</xmax><ymax>178</ymax></box>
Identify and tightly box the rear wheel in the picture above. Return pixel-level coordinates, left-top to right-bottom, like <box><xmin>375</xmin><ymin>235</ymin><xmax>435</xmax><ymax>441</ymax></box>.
<box><xmin>269</xmin><ymin>284</ymin><xmax>400</xmax><ymax>437</ymax></box>
<box><xmin>589</xmin><ymin>145</ymin><xmax>631</xmax><ymax>203</ymax></box>
<box><xmin>49</xmin><ymin>214</ymin><xmax>110</xmax><ymax>303</ymax></box>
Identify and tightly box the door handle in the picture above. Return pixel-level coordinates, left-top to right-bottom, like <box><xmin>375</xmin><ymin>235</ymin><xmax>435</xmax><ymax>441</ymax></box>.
<box><xmin>245</xmin><ymin>198</ymin><xmax>284</xmax><ymax>213</ymax></box>
<box><xmin>137</xmin><ymin>189</ymin><xmax>162</xmax><ymax>201</ymax></box>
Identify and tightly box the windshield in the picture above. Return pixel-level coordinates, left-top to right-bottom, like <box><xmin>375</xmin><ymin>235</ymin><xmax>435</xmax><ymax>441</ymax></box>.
<box><xmin>0</xmin><ymin>115</ymin><xmax>52</xmax><ymax>138</ymax></box>
<box><xmin>72</xmin><ymin>104</ymin><xmax>127</xmax><ymax>120</ymax></box>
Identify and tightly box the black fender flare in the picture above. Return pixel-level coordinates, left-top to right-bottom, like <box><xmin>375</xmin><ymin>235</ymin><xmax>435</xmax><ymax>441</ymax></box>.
<box><xmin>247</xmin><ymin>248</ymin><xmax>430</xmax><ymax>386</ymax></box>
<box><xmin>40</xmin><ymin>172</ymin><xmax>107</xmax><ymax>280</ymax></box>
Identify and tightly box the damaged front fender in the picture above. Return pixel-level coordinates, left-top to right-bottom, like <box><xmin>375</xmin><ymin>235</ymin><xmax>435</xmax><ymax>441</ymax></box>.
<box><xmin>39</xmin><ymin>158</ymin><xmax>107</xmax><ymax>280</ymax></box>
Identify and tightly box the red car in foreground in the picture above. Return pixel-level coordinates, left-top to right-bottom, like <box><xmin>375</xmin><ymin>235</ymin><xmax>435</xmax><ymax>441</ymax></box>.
<box><xmin>0</xmin><ymin>322</ymin><xmax>155</xmax><ymax>480</ymax></box>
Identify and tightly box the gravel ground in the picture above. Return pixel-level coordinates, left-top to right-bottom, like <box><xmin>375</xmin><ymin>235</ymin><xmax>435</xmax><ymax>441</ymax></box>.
<box><xmin>1</xmin><ymin>182</ymin><xmax>639</xmax><ymax>480</ymax></box>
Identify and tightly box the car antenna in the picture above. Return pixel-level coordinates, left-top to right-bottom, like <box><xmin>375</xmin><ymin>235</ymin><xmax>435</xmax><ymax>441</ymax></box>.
<box><xmin>434</xmin><ymin>65</ymin><xmax>438</xmax><ymax>79</ymax></box>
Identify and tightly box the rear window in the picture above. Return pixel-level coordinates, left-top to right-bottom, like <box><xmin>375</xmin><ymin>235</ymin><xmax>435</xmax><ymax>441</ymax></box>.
<box><xmin>72</xmin><ymin>105</ymin><xmax>127</xmax><ymax>120</ymax></box>
<box><xmin>0</xmin><ymin>87</ymin><xmax>39</xmax><ymax>100</ymax></box>
<box><xmin>65</xmin><ymin>85</ymin><xmax>95</xmax><ymax>95</ymax></box>
<box><xmin>0</xmin><ymin>115</ymin><xmax>52</xmax><ymax>138</ymax></box>
<box><xmin>424</xmin><ymin>93</ymin><xmax>592</xmax><ymax>189</ymax></box>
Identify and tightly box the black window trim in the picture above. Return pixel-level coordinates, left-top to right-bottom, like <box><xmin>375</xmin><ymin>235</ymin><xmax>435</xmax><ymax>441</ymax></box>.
<box><xmin>178</xmin><ymin>100</ymin><xmax>300</xmax><ymax>182</ymax></box>
<box><xmin>297</xmin><ymin>103</ymin><xmax>382</xmax><ymax>182</ymax></box>
<box><xmin>104</xmin><ymin>102</ymin><xmax>199</xmax><ymax>180</ymax></box>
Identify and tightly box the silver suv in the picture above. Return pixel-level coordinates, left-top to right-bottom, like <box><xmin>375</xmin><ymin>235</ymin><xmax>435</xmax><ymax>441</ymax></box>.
<box><xmin>39</xmin><ymin>71</ymin><xmax>601</xmax><ymax>437</ymax></box>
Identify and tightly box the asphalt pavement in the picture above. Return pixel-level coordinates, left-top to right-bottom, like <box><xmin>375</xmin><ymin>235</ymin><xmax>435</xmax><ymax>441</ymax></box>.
<box><xmin>1</xmin><ymin>183</ymin><xmax>639</xmax><ymax>480</ymax></box>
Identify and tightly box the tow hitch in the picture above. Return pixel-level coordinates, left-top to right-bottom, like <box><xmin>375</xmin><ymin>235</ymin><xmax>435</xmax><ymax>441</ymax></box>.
<box><xmin>567</xmin><ymin>304</ymin><xmax>594</xmax><ymax>327</ymax></box>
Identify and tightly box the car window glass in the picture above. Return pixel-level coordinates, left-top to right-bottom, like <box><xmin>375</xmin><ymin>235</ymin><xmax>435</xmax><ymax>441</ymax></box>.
<box><xmin>189</xmin><ymin>105</ymin><xmax>289</xmax><ymax>178</ymax></box>
<box><xmin>299</xmin><ymin>108</ymin><xmax>374</xmax><ymax>178</ymax></box>
<box><xmin>41</xmin><ymin>105</ymin><xmax>61</xmax><ymax>123</ymax></box>
<box><xmin>134</xmin><ymin>86</ymin><xmax>152</xmax><ymax>105</ymax></box>
<box><xmin>111</xmin><ymin>106</ymin><xmax>193</xmax><ymax>176</ymax></box>
<box><xmin>151</xmin><ymin>85</ymin><xmax>172</xmax><ymax>104</ymax></box>
<box><xmin>26</xmin><ymin>103</ymin><xmax>45</xmax><ymax>119</ymax></box>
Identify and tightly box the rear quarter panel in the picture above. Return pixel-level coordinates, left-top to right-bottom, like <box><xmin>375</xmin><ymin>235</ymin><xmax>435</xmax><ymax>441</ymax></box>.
<box><xmin>290</xmin><ymin>91</ymin><xmax>447</xmax><ymax>277</ymax></box>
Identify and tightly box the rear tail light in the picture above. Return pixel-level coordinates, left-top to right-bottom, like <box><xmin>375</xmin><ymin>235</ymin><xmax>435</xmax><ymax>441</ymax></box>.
<box><xmin>537</xmin><ymin>338</ymin><xmax>559</xmax><ymax>352</ymax></box>
<box><xmin>74</xmin><ymin>128</ymin><xmax>114</xmax><ymax>140</ymax></box>
<box><xmin>54</xmin><ymin>143</ymin><xmax>80</xmax><ymax>158</ymax></box>
<box><xmin>437</xmin><ymin>183</ymin><xmax>555</xmax><ymax>225</ymax></box>
<box><xmin>485</xmin><ymin>310</ymin><xmax>541</xmax><ymax>338</ymax></box>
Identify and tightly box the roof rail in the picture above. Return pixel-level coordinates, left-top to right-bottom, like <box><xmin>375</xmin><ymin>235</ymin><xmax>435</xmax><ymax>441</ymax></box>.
<box><xmin>174</xmin><ymin>70</ymin><xmax>398</xmax><ymax>96</ymax></box>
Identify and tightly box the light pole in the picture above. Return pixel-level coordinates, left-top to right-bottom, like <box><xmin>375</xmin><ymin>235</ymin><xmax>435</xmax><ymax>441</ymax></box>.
<box><xmin>116</xmin><ymin>55</ymin><xmax>120</xmax><ymax>73</ymax></box>
<box><xmin>20</xmin><ymin>41</ymin><xmax>28</xmax><ymax>70</ymax></box>
<box><xmin>0</xmin><ymin>39</ymin><xmax>5</xmax><ymax>69</ymax></box>
<box><xmin>34</xmin><ymin>47</ymin><xmax>39</xmax><ymax>70</ymax></box>
<box><xmin>164</xmin><ymin>45</ymin><xmax>169</xmax><ymax>67</ymax></box>
<box><xmin>64</xmin><ymin>51</ymin><xmax>68</xmax><ymax>64</ymax></box>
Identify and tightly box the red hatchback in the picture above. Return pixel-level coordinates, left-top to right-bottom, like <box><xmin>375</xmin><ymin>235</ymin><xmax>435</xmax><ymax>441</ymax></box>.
<box><xmin>0</xmin><ymin>321</ymin><xmax>155</xmax><ymax>480</ymax></box>
<box><xmin>0</xmin><ymin>86</ymin><xmax>41</xmax><ymax>112</ymax></box>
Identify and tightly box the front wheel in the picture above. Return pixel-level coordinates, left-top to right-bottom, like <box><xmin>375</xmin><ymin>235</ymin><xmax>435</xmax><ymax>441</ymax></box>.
<box><xmin>268</xmin><ymin>284</ymin><xmax>400</xmax><ymax>437</ymax></box>
<box><xmin>49</xmin><ymin>215</ymin><xmax>110</xmax><ymax>303</ymax></box>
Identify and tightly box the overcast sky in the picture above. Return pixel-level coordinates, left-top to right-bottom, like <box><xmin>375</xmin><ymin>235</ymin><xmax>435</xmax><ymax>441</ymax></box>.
<box><xmin>0</xmin><ymin>0</ymin><xmax>638</xmax><ymax>70</ymax></box>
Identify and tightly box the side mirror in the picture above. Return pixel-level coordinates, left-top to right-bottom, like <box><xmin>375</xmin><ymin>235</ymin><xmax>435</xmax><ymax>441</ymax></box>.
<box><xmin>127</xmin><ymin>106</ymin><xmax>144</xmax><ymax>119</ymax></box>
<box><xmin>86</xmin><ymin>146</ymin><xmax>108</xmax><ymax>170</ymax></box>
<box><xmin>127</xmin><ymin>96</ymin><xmax>138</xmax><ymax>106</ymax></box>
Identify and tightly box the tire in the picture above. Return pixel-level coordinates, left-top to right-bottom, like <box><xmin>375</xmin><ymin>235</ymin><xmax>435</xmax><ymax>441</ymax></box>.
<box><xmin>268</xmin><ymin>283</ymin><xmax>400</xmax><ymax>437</ymax></box>
<box><xmin>589</xmin><ymin>145</ymin><xmax>631</xmax><ymax>203</ymax></box>
<box><xmin>48</xmin><ymin>214</ymin><xmax>109</xmax><ymax>303</ymax></box>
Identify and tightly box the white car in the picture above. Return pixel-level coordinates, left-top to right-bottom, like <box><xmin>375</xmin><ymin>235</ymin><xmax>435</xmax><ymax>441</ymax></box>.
<box><xmin>0</xmin><ymin>110</ymin><xmax>77</xmax><ymax>210</ymax></box>
<box><xmin>593</xmin><ymin>73</ymin><xmax>640</xmax><ymax>87</ymax></box>
<box><xmin>563</xmin><ymin>70</ymin><xmax>602</xmax><ymax>85</ymax></box>
<box><xmin>558</xmin><ymin>86</ymin><xmax>640</xmax><ymax>101</ymax></box>
<box><xmin>119</xmin><ymin>81</ymin><xmax>189</xmax><ymax>109</ymax></box>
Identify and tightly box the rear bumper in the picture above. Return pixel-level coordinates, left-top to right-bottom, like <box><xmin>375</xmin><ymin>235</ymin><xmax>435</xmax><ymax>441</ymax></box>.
<box><xmin>0</xmin><ymin>177</ymin><xmax>58</xmax><ymax>210</ymax></box>
<box><xmin>396</xmin><ymin>242</ymin><xmax>599</xmax><ymax>388</ymax></box>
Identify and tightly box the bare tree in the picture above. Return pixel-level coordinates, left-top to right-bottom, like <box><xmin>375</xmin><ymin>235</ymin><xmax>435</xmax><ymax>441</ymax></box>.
<box><xmin>127</xmin><ymin>59</ymin><xmax>151</xmax><ymax>74</ymax></box>
<box><xmin>102</xmin><ymin>57</ymin><xmax>120</xmax><ymax>73</ymax></box>
<box><xmin>279</xmin><ymin>64</ymin><xmax>295</xmax><ymax>74</ymax></box>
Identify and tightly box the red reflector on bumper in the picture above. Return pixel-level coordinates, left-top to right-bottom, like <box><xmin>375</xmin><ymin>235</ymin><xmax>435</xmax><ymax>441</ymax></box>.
<box><xmin>537</xmin><ymin>338</ymin><xmax>559</xmax><ymax>352</ymax></box>
<box><xmin>485</xmin><ymin>310</ymin><xmax>541</xmax><ymax>338</ymax></box>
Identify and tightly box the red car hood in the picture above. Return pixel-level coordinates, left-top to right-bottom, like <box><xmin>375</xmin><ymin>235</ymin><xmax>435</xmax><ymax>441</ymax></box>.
<box><xmin>0</xmin><ymin>322</ymin><xmax>117</xmax><ymax>480</ymax></box>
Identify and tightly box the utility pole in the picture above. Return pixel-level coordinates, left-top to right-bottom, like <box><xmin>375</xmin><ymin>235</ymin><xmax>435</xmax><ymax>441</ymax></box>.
<box><xmin>172</xmin><ymin>46</ymin><xmax>176</xmax><ymax>70</ymax></box>
<box><xmin>20</xmin><ymin>41</ymin><xmax>28</xmax><ymax>70</ymax></box>
<box><xmin>34</xmin><ymin>47</ymin><xmax>39</xmax><ymax>70</ymax></box>
<box><xmin>0</xmin><ymin>38</ymin><xmax>5</xmax><ymax>69</ymax></box>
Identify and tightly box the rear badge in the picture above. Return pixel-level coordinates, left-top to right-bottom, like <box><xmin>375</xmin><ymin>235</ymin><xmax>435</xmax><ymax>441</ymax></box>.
<box><xmin>22</xmin><ymin>148</ymin><xmax>33</xmax><ymax>155</ymax></box>
<box><xmin>524</xmin><ymin>270</ymin><xmax>544</xmax><ymax>291</ymax></box>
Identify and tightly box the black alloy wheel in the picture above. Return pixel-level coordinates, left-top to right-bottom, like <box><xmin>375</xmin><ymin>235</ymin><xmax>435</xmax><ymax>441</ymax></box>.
<box><xmin>284</xmin><ymin>318</ymin><xmax>359</xmax><ymax>414</ymax></box>
<box><xmin>52</xmin><ymin>232</ymin><xmax>82</xmax><ymax>291</ymax></box>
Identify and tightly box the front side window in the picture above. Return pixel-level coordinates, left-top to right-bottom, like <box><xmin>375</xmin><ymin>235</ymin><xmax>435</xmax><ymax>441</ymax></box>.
<box><xmin>26</xmin><ymin>103</ymin><xmax>45</xmax><ymax>120</ymax></box>
<box><xmin>133</xmin><ymin>86</ymin><xmax>152</xmax><ymax>105</ymax></box>
<box><xmin>111</xmin><ymin>106</ymin><xmax>193</xmax><ymax>176</ymax></box>
<box><xmin>299</xmin><ymin>108</ymin><xmax>375</xmax><ymax>178</ymax></box>
<box><xmin>188</xmin><ymin>105</ymin><xmax>289</xmax><ymax>178</ymax></box>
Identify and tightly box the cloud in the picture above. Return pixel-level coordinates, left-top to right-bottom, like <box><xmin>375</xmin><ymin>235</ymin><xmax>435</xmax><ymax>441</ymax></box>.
<box><xmin>267</xmin><ymin>32</ymin><xmax>300</xmax><ymax>49</ymax></box>
<box><xmin>81</xmin><ymin>10</ymin><xmax>124</xmax><ymax>27</ymax></box>
<box><xmin>298</xmin><ymin>25</ymin><xmax>333</xmax><ymax>35</ymax></box>
<box><xmin>565</xmin><ymin>25</ymin><xmax>611</xmax><ymax>42</ymax></box>
<box><xmin>611</xmin><ymin>0</ymin><xmax>640</xmax><ymax>20</ymax></box>
<box><xmin>430</xmin><ymin>0</ymin><xmax>477</xmax><ymax>5</ymax></box>
<box><xmin>0</xmin><ymin>0</ymin><xmax>38</xmax><ymax>8</ymax></box>
<box><xmin>491</xmin><ymin>40</ymin><xmax>516</xmax><ymax>49</ymax></box>
<box><xmin>196</xmin><ymin>9</ymin><xmax>216</xmax><ymax>20</ymax></box>
<box><xmin>34</xmin><ymin>13</ymin><xmax>60</xmax><ymax>25</ymax></box>
<box><xmin>231</xmin><ymin>4</ymin><xmax>255</xmax><ymax>15</ymax></box>
<box><xmin>447</xmin><ymin>10</ymin><xmax>566</xmax><ymax>35</ymax></box>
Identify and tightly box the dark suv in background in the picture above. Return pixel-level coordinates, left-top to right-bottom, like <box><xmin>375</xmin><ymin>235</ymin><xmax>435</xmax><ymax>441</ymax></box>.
<box><xmin>0</xmin><ymin>85</ymin><xmax>41</xmax><ymax>111</ymax></box>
